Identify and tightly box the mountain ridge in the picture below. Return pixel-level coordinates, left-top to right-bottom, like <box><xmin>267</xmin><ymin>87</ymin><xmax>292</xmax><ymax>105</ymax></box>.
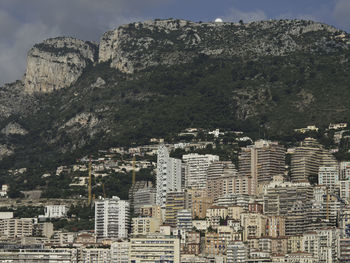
<box><xmin>0</xmin><ymin>18</ymin><xmax>350</xmax><ymax>169</ymax></box>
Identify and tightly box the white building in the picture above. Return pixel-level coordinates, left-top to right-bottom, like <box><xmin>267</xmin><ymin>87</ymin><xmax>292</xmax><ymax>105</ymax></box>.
<box><xmin>111</xmin><ymin>240</ymin><xmax>129</xmax><ymax>263</ymax></box>
<box><xmin>94</xmin><ymin>196</ymin><xmax>130</xmax><ymax>240</ymax></box>
<box><xmin>318</xmin><ymin>166</ymin><xmax>339</xmax><ymax>190</ymax></box>
<box><xmin>42</xmin><ymin>205</ymin><xmax>67</xmax><ymax>219</ymax></box>
<box><xmin>129</xmin><ymin>235</ymin><xmax>180</xmax><ymax>263</ymax></box>
<box><xmin>156</xmin><ymin>145</ymin><xmax>182</xmax><ymax>208</ymax></box>
<box><xmin>0</xmin><ymin>184</ymin><xmax>8</xmax><ymax>197</ymax></box>
<box><xmin>329</xmin><ymin>123</ymin><xmax>347</xmax><ymax>130</ymax></box>
<box><xmin>182</xmin><ymin>153</ymin><xmax>219</xmax><ymax>189</ymax></box>
<box><xmin>227</xmin><ymin>241</ymin><xmax>248</xmax><ymax>263</ymax></box>
<box><xmin>302</xmin><ymin>228</ymin><xmax>339</xmax><ymax>262</ymax></box>
<box><xmin>0</xmin><ymin>212</ymin><xmax>13</xmax><ymax>219</ymax></box>
<box><xmin>340</xmin><ymin>162</ymin><xmax>350</xmax><ymax>180</ymax></box>
<box><xmin>176</xmin><ymin>209</ymin><xmax>192</xmax><ymax>231</ymax></box>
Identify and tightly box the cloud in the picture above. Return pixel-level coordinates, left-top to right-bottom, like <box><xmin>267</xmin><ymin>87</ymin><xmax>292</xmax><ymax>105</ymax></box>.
<box><xmin>0</xmin><ymin>13</ymin><xmax>60</xmax><ymax>86</ymax></box>
<box><xmin>332</xmin><ymin>0</ymin><xmax>350</xmax><ymax>32</ymax></box>
<box><xmin>222</xmin><ymin>8</ymin><xmax>267</xmax><ymax>23</ymax></box>
<box><xmin>0</xmin><ymin>0</ymin><xmax>168</xmax><ymax>86</ymax></box>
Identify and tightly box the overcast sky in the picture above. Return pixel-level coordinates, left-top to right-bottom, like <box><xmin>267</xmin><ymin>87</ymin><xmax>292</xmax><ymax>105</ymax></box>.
<box><xmin>1</xmin><ymin>0</ymin><xmax>350</xmax><ymax>86</ymax></box>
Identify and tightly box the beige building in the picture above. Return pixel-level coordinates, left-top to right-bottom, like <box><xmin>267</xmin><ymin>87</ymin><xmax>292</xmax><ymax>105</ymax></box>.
<box><xmin>206</xmin><ymin>206</ymin><xmax>228</xmax><ymax>229</ymax></box>
<box><xmin>205</xmin><ymin>232</ymin><xmax>227</xmax><ymax>256</ymax></box>
<box><xmin>227</xmin><ymin>206</ymin><xmax>244</xmax><ymax>220</ymax></box>
<box><xmin>131</xmin><ymin>217</ymin><xmax>160</xmax><ymax>235</ymax></box>
<box><xmin>129</xmin><ymin>235</ymin><xmax>180</xmax><ymax>263</ymax></box>
<box><xmin>291</xmin><ymin>138</ymin><xmax>337</xmax><ymax>183</ymax></box>
<box><xmin>270</xmin><ymin>237</ymin><xmax>288</xmax><ymax>255</ymax></box>
<box><xmin>239</xmin><ymin>140</ymin><xmax>285</xmax><ymax>195</ymax></box>
<box><xmin>0</xmin><ymin>218</ymin><xmax>35</xmax><ymax>239</ymax></box>
<box><xmin>192</xmin><ymin>220</ymin><xmax>209</xmax><ymax>231</ymax></box>
<box><xmin>79</xmin><ymin>248</ymin><xmax>111</xmax><ymax>263</ymax></box>
<box><xmin>206</xmin><ymin>206</ymin><xmax>228</xmax><ymax>219</ymax></box>
<box><xmin>267</xmin><ymin>216</ymin><xmax>285</xmax><ymax>238</ymax></box>
<box><xmin>165</xmin><ymin>191</ymin><xmax>191</xmax><ymax>227</ymax></box>
<box><xmin>240</xmin><ymin>213</ymin><xmax>268</xmax><ymax>241</ymax></box>
<box><xmin>139</xmin><ymin>205</ymin><xmax>162</xmax><ymax>222</ymax></box>
<box><xmin>249</xmin><ymin>237</ymin><xmax>288</xmax><ymax>255</ymax></box>
<box><xmin>207</xmin><ymin>161</ymin><xmax>251</xmax><ymax>200</ymax></box>
<box><xmin>184</xmin><ymin>231</ymin><xmax>201</xmax><ymax>255</ymax></box>
<box><xmin>287</xmin><ymin>235</ymin><xmax>303</xmax><ymax>253</ymax></box>
<box><xmin>33</xmin><ymin>222</ymin><xmax>54</xmax><ymax>238</ymax></box>
<box><xmin>188</xmin><ymin>189</ymin><xmax>213</xmax><ymax>219</ymax></box>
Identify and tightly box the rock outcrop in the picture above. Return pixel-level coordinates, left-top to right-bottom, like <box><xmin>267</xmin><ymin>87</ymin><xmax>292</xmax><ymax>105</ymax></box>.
<box><xmin>1</xmin><ymin>122</ymin><xmax>28</xmax><ymax>136</ymax></box>
<box><xmin>24</xmin><ymin>37</ymin><xmax>98</xmax><ymax>94</ymax></box>
<box><xmin>99</xmin><ymin>19</ymin><xmax>345</xmax><ymax>74</ymax></box>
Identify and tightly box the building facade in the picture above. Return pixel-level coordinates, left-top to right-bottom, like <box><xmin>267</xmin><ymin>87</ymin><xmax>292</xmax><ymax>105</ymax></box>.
<box><xmin>156</xmin><ymin>145</ymin><xmax>182</xmax><ymax>208</ymax></box>
<box><xmin>94</xmin><ymin>196</ymin><xmax>130</xmax><ymax>239</ymax></box>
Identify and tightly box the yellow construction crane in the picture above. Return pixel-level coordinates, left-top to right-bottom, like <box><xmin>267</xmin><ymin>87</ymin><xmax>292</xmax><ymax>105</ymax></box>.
<box><xmin>132</xmin><ymin>155</ymin><xmax>136</xmax><ymax>185</ymax></box>
<box><xmin>88</xmin><ymin>156</ymin><xmax>92</xmax><ymax>206</ymax></box>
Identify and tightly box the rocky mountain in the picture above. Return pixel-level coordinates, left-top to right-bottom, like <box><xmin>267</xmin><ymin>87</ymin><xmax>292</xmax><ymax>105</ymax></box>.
<box><xmin>24</xmin><ymin>37</ymin><xmax>98</xmax><ymax>94</ymax></box>
<box><xmin>0</xmin><ymin>18</ymin><xmax>350</xmax><ymax>168</ymax></box>
<box><xmin>99</xmin><ymin>19</ymin><xmax>342</xmax><ymax>73</ymax></box>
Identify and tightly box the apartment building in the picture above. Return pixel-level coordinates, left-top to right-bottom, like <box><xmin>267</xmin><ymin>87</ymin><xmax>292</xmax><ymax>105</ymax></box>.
<box><xmin>318</xmin><ymin>166</ymin><xmax>339</xmax><ymax>191</ymax></box>
<box><xmin>156</xmin><ymin>145</ymin><xmax>182</xmax><ymax>208</ymax></box>
<box><xmin>240</xmin><ymin>213</ymin><xmax>268</xmax><ymax>241</ymax></box>
<box><xmin>227</xmin><ymin>241</ymin><xmax>248</xmax><ymax>263</ymax></box>
<box><xmin>165</xmin><ymin>190</ymin><xmax>191</xmax><ymax>227</ymax></box>
<box><xmin>188</xmin><ymin>189</ymin><xmax>213</xmax><ymax>219</ymax></box>
<box><xmin>133</xmin><ymin>187</ymin><xmax>156</xmax><ymax>215</ymax></box>
<box><xmin>111</xmin><ymin>240</ymin><xmax>129</xmax><ymax>263</ymax></box>
<box><xmin>291</xmin><ymin>138</ymin><xmax>337</xmax><ymax>183</ymax></box>
<box><xmin>0</xmin><ymin>218</ymin><xmax>35</xmax><ymax>238</ymax></box>
<box><xmin>129</xmin><ymin>235</ymin><xmax>180</xmax><ymax>263</ymax></box>
<box><xmin>131</xmin><ymin>217</ymin><xmax>160</xmax><ymax>235</ymax></box>
<box><xmin>207</xmin><ymin>161</ymin><xmax>250</xmax><ymax>200</ymax></box>
<box><xmin>239</xmin><ymin>140</ymin><xmax>285</xmax><ymax>195</ymax></box>
<box><xmin>94</xmin><ymin>196</ymin><xmax>130</xmax><ymax>239</ymax></box>
<box><xmin>183</xmin><ymin>153</ymin><xmax>219</xmax><ymax>189</ymax></box>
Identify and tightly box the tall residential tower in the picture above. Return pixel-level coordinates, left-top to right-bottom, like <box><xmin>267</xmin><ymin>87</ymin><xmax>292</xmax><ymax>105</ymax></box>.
<box><xmin>95</xmin><ymin>196</ymin><xmax>130</xmax><ymax>239</ymax></box>
<box><xmin>156</xmin><ymin>145</ymin><xmax>182</xmax><ymax>208</ymax></box>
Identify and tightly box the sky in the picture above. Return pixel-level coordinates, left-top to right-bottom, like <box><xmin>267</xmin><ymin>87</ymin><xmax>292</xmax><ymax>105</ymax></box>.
<box><xmin>1</xmin><ymin>0</ymin><xmax>350</xmax><ymax>86</ymax></box>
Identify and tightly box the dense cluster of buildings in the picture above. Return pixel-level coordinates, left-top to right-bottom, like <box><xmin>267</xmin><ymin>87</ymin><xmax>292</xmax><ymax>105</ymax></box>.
<box><xmin>2</xmin><ymin>124</ymin><xmax>350</xmax><ymax>262</ymax></box>
<box><xmin>67</xmin><ymin>136</ymin><xmax>349</xmax><ymax>262</ymax></box>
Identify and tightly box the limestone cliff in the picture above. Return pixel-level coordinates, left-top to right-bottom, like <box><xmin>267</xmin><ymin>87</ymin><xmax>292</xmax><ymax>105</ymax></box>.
<box><xmin>24</xmin><ymin>37</ymin><xmax>98</xmax><ymax>94</ymax></box>
<box><xmin>99</xmin><ymin>19</ymin><xmax>343</xmax><ymax>74</ymax></box>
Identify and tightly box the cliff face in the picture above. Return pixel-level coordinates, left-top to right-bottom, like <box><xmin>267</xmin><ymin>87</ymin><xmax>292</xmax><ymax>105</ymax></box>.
<box><xmin>99</xmin><ymin>19</ymin><xmax>343</xmax><ymax>74</ymax></box>
<box><xmin>24</xmin><ymin>37</ymin><xmax>98</xmax><ymax>94</ymax></box>
<box><xmin>21</xmin><ymin>19</ymin><xmax>346</xmax><ymax>93</ymax></box>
